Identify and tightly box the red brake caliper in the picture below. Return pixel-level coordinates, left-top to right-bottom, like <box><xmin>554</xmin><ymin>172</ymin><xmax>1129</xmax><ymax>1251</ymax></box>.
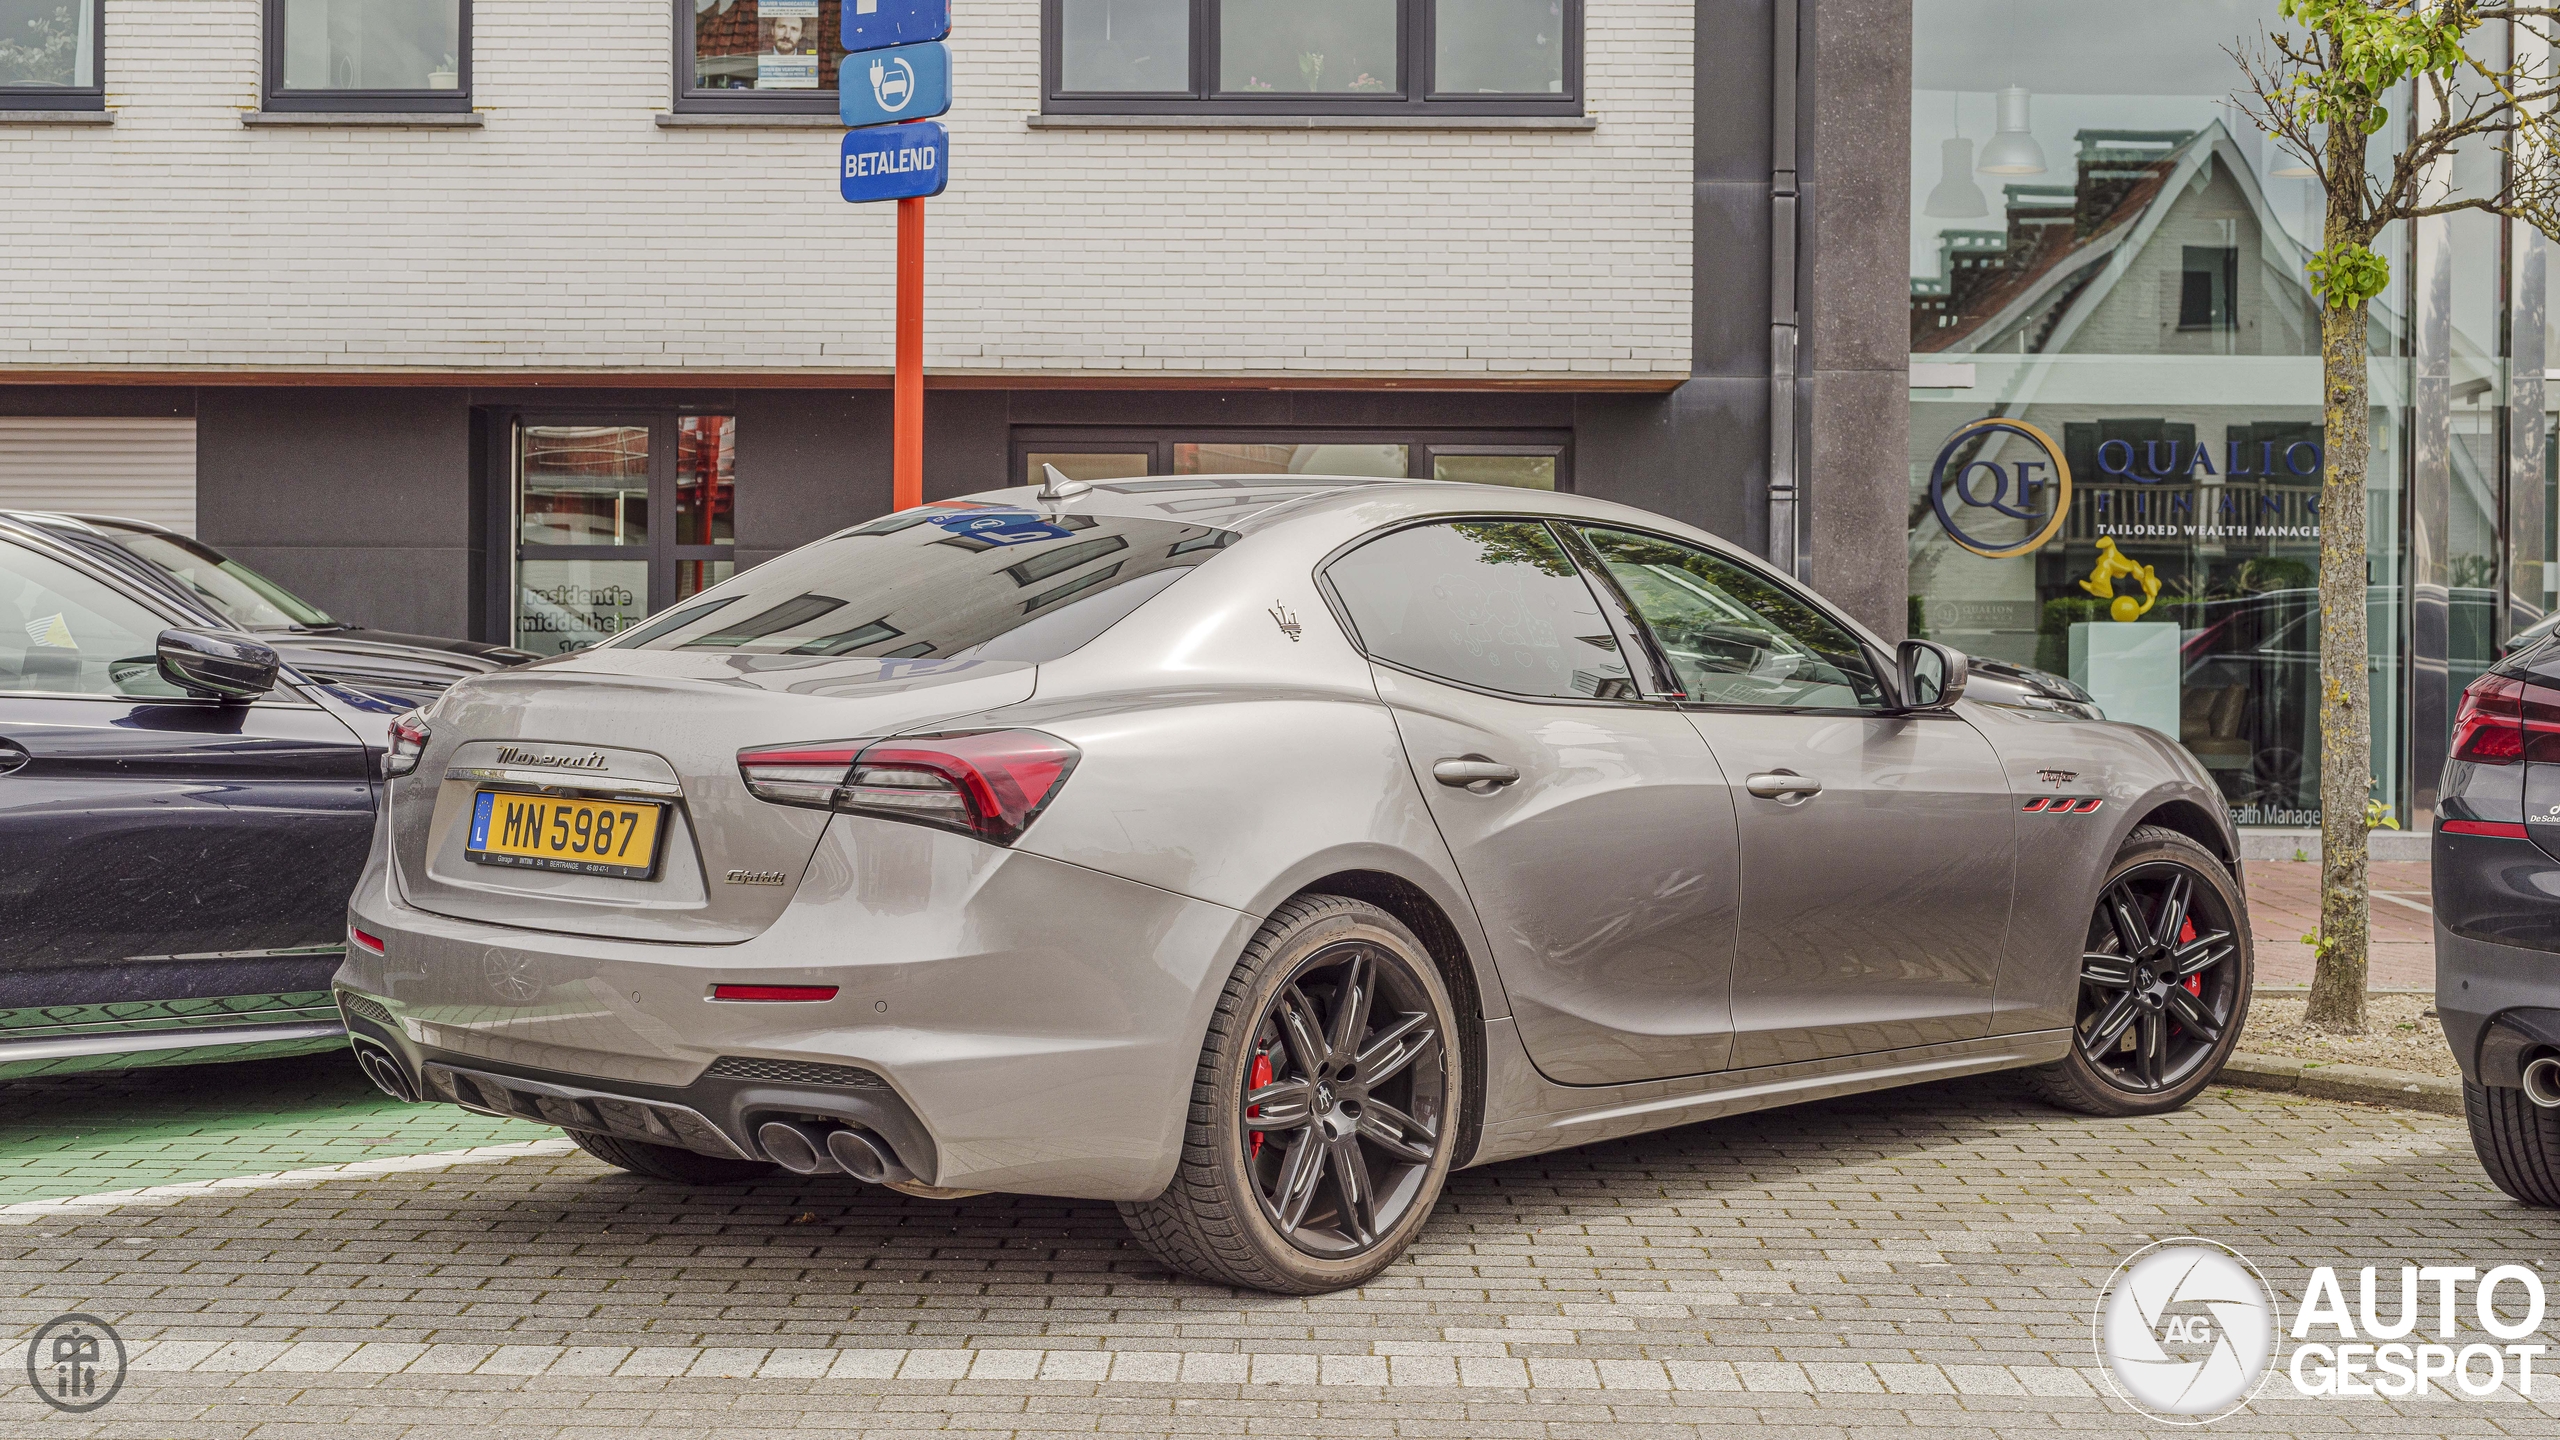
<box><xmin>2179</xmin><ymin>917</ymin><xmax>2201</xmax><ymax>996</ymax></box>
<box><xmin>1247</xmin><ymin>1049</ymin><xmax>1273</xmax><ymax>1157</ymax></box>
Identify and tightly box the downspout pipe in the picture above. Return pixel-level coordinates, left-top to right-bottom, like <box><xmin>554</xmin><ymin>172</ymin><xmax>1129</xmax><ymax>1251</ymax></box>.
<box><xmin>1766</xmin><ymin>0</ymin><xmax>1804</xmax><ymax>580</ymax></box>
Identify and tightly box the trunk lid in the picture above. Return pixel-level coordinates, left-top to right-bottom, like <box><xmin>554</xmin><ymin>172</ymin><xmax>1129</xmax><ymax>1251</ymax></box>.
<box><xmin>389</xmin><ymin>652</ymin><xmax>1036</xmax><ymax>942</ymax></box>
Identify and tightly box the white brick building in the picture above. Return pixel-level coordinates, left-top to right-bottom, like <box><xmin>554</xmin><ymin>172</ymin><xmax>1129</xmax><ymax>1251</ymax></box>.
<box><xmin>0</xmin><ymin>0</ymin><xmax>1911</xmax><ymax>646</ymax></box>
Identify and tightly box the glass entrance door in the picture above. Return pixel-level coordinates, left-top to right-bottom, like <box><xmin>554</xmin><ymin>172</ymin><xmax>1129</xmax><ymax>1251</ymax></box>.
<box><xmin>513</xmin><ymin>416</ymin><xmax>735</xmax><ymax>654</ymax></box>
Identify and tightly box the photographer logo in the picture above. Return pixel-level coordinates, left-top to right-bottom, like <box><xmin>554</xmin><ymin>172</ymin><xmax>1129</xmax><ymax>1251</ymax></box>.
<box><xmin>2095</xmin><ymin>1240</ymin><xmax>2277</xmax><ymax>1423</ymax></box>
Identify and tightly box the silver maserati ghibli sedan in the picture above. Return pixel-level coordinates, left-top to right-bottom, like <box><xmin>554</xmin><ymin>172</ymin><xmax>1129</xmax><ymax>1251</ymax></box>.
<box><xmin>337</xmin><ymin>476</ymin><xmax>2251</xmax><ymax>1292</ymax></box>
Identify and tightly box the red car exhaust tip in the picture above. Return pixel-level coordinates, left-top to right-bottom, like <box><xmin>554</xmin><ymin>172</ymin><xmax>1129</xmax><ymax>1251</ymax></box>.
<box><xmin>710</xmin><ymin>984</ymin><xmax>840</xmax><ymax>1002</ymax></box>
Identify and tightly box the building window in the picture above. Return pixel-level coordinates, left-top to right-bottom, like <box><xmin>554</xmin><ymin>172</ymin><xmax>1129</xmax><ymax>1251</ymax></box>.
<box><xmin>511</xmin><ymin>416</ymin><xmax>737</xmax><ymax>655</ymax></box>
<box><xmin>1043</xmin><ymin>0</ymin><xmax>1578</xmax><ymax>114</ymax></box>
<box><xmin>677</xmin><ymin>0</ymin><xmax>848</xmax><ymax>112</ymax></box>
<box><xmin>0</xmin><ymin>0</ymin><xmax>103</xmax><ymax>110</ymax></box>
<box><xmin>265</xmin><ymin>0</ymin><xmax>469</xmax><ymax>112</ymax></box>
<box><xmin>1012</xmin><ymin>429</ymin><xmax>1570</xmax><ymax>487</ymax></box>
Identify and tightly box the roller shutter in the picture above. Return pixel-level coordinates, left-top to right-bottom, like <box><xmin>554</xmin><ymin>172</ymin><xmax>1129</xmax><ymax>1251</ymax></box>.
<box><xmin>0</xmin><ymin>417</ymin><xmax>197</xmax><ymax>535</ymax></box>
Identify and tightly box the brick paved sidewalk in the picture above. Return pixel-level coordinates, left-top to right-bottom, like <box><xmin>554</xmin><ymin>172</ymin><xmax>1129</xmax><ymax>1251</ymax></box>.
<box><xmin>2247</xmin><ymin>858</ymin><xmax>2437</xmax><ymax>988</ymax></box>
<box><xmin>2</xmin><ymin>1076</ymin><xmax>2546</xmax><ymax>1436</ymax></box>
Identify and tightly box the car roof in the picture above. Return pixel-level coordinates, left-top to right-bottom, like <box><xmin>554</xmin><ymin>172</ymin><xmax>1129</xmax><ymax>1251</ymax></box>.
<box><xmin>928</xmin><ymin>474</ymin><xmax>1900</xmax><ymax>660</ymax></box>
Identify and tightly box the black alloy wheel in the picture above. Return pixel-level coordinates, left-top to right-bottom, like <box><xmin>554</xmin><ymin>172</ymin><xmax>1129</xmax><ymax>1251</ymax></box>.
<box><xmin>2029</xmin><ymin>825</ymin><xmax>2253</xmax><ymax>1117</ymax></box>
<box><xmin>1119</xmin><ymin>894</ymin><xmax>1461</xmax><ymax>1293</ymax></box>
<box><xmin>1239</xmin><ymin>942</ymin><xmax>1447</xmax><ymax>1257</ymax></box>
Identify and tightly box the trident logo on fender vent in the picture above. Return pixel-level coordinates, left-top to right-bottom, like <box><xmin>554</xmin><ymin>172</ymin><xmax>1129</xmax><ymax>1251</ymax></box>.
<box><xmin>2021</xmin><ymin>796</ymin><xmax>2104</xmax><ymax>814</ymax></box>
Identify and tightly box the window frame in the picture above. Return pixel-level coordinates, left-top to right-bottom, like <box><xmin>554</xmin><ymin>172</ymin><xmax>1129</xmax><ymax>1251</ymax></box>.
<box><xmin>261</xmin><ymin>0</ymin><xmax>473</xmax><ymax>113</ymax></box>
<box><xmin>0</xmin><ymin>0</ymin><xmax>104</xmax><ymax>110</ymax></box>
<box><xmin>1316</xmin><ymin>514</ymin><xmax>1668</xmax><ymax>708</ymax></box>
<box><xmin>1560</xmin><ymin>521</ymin><xmax>1903</xmax><ymax>716</ymax></box>
<box><xmin>671</xmin><ymin>0</ymin><xmax>844</xmax><ymax>115</ymax></box>
<box><xmin>1009</xmin><ymin>427</ymin><xmax>1574</xmax><ymax>489</ymax></box>
<box><xmin>1040</xmin><ymin>0</ymin><xmax>1583</xmax><ymax>116</ymax></box>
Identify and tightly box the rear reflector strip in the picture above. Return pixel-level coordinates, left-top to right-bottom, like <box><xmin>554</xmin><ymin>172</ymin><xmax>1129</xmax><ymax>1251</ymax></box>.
<box><xmin>348</xmin><ymin>925</ymin><xmax>386</xmax><ymax>955</ymax></box>
<box><xmin>710</xmin><ymin>984</ymin><xmax>840</xmax><ymax>1002</ymax></box>
<box><xmin>2442</xmin><ymin>820</ymin><xmax>2531</xmax><ymax>839</ymax></box>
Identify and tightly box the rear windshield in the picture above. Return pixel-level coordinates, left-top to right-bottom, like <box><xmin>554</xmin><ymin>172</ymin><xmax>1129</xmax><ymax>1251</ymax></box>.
<box><xmin>611</xmin><ymin>504</ymin><xmax>1235</xmax><ymax>662</ymax></box>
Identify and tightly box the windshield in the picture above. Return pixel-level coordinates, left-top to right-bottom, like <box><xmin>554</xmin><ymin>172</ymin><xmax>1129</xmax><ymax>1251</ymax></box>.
<box><xmin>104</xmin><ymin>530</ymin><xmax>334</xmax><ymax>629</ymax></box>
<box><xmin>611</xmin><ymin>504</ymin><xmax>1234</xmax><ymax>662</ymax></box>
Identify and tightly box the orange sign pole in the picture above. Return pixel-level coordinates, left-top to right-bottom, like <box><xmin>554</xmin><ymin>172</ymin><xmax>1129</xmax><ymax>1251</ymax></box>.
<box><xmin>893</xmin><ymin>195</ymin><xmax>925</xmax><ymax>511</ymax></box>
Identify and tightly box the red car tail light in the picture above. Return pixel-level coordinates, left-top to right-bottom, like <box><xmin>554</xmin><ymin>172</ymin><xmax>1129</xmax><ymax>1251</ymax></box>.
<box><xmin>348</xmin><ymin>925</ymin><xmax>387</xmax><ymax>955</ymax></box>
<box><xmin>382</xmin><ymin>710</ymin><xmax>430</xmax><ymax>778</ymax></box>
<box><xmin>2452</xmin><ymin>674</ymin><xmax>2526</xmax><ymax>764</ymax></box>
<box><xmin>737</xmin><ymin>730</ymin><xmax>1081</xmax><ymax>845</ymax></box>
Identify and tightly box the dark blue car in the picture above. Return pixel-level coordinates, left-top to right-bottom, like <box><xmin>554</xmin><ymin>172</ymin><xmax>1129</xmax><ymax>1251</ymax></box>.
<box><xmin>0</xmin><ymin>516</ymin><xmax>388</xmax><ymax>1079</ymax></box>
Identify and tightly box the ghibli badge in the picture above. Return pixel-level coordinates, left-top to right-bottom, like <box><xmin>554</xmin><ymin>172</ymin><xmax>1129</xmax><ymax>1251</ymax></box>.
<box><xmin>725</xmin><ymin>869</ymin><xmax>787</xmax><ymax>886</ymax></box>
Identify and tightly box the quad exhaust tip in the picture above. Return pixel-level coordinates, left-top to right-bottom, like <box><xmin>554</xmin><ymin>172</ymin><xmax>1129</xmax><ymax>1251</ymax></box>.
<box><xmin>2523</xmin><ymin>1057</ymin><xmax>2560</xmax><ymax>1110</ymax></box>
<box><xmin>754</xmin><ymin>1120</ymin><xmax>917</xmax><ymax>1185</ymax></box>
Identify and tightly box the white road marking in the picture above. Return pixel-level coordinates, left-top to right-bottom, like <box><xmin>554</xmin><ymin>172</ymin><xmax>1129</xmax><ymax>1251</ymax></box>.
<box><xmin>0</xmin><ymin>1139</ymin><xmax>579</xmax><ymax>1221</ymax></box>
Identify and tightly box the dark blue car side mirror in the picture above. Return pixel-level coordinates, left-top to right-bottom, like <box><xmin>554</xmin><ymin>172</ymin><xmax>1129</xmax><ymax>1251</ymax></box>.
<box><xmin>156</xmin><ymin>627</ymin><xmax>281</xmax><ymax>702</ymax></box>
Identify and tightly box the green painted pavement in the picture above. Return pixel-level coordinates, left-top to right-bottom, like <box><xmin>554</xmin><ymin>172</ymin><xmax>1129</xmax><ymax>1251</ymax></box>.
<box><xmin>0</xmin><ymin>1050</ymin><xmax>552</xmax><ymax>1205</ymax></box>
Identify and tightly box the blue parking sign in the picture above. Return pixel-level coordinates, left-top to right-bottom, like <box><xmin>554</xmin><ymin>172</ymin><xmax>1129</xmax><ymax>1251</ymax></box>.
<box><xmin>839</xmin><ymin>41</ymin><xmax>950</xmax><ymax>128</ymax></box>
<box><xmin>842</xmin><ymin>0</ymin><xmax>950</xmax><ymax>53</ymax></box>
<box><xmin>840</xmin><ymin>121</ymin><xmax>949</xmax><ymax>203</ymax></box>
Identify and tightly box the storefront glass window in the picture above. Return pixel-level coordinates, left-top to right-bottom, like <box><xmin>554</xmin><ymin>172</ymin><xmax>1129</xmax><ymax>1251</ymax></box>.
<box><xmin>514</xmin><ymin>417</ymin><xmax>738</xmax><ymax>654</ymax></box>
<box><xmin>1175</xmin><ymin>441</ymin><xmax>1408</xmax><ymax>475</ymax></box>
<box><xmin>1431</xmin><ymin>451</ymin><xmax>1558</xmax><ymax>488</ymax></box>
<box><xmin>279</xmin><ymin>0</ymin><xmax>462</xmax><ymax>91</ymax></box>
<box><xmin>1059</xmin><ymin>0</ymin><xmax>1188</xmax><ymax>93</ymax></box>
<box><xmin>1025</xmin><ymin>451</ymin><xmax>1153</xmax><ymax>485</ymax></box>
<box><xmin>520</xmin><ymin>426</ymin><xmax>649</xmax><ymax>548</ymax></box>
<box><xmin>1217</xmin><ymin>0</ymin><xmax>1397</xmax><ymax>95</ymax></box>
<box><xmin>0</xmin><ymin>0</ymin><xmax>96</xmax><ymax>88</ymax></box>
<box><xmin>1907</xmin><ymin>0</ymin><xmax>2412</xmax><ymax>829</ymax></box>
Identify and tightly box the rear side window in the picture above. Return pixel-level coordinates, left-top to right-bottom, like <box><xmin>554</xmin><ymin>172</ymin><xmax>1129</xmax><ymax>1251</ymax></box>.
<box><xmin>611</xmin><ymin>505</ymin><xmax>1233</xmax><ymax>663</ymax></box>
<box><xmin>1326</xmin><ymin>520</ymin><xmax>1635</xmax><ymax>701</ymax></box>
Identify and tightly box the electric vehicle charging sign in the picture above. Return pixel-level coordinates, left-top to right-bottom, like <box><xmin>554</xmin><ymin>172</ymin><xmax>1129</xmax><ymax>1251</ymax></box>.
<box><xmin>840</xmin><ymin>121</ymin><xmax>949</xmax><ymax>203</ymax></box>
<box><xmin>839</xmin><ymin>40</ymin><xmax>950</xmax><ymax>128</ymax></box>
<box><xmin>842</xmin><ymin>0</ymin><xmax>950</xmax><ymax>53</ymax></box>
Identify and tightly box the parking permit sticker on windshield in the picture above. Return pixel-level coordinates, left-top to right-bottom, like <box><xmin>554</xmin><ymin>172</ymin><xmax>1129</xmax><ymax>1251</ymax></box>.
<box><xmin>24</xmin><ymin>614</ymin><xmax>75</xmax><ymax>649</ymax></box>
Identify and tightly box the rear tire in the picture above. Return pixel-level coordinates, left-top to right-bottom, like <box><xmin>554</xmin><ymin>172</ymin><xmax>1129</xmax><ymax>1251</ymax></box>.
<box><xmin>2027</xmin><ymin>825</ymin><xmax>2253</xmax><ymax>1117</ymax></box>
<box><xmin>567</xmin><ymin>1129</ymin><xmax>777</xmax><ymax>1184</ymax></box>
<box><xmin>2465</xmin><ymin>1081</ymin><xmax>2560</xmax><ymax>1207</ymax></box>
<box><xmin>1118</xmin><ymin>894</ymin><xmax>1461</xmax><ymax>1294</ymax></box>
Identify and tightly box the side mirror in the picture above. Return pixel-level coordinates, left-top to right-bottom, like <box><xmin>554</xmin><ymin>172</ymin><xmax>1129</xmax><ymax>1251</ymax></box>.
<box><xmin>1897</xmin><ymin>639</ymin><xmax>1968</xmax><ymax>712</ymax></box>
<box><xmin>157</xmin><ymin>627</ymin><xmax>281</xmax><ymax>702</ymax></box>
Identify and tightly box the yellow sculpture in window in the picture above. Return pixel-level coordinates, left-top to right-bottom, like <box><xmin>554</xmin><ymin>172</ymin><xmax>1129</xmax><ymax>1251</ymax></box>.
<box><xmin>2078</xmin><ymin>536</ymin><xmax>2159</xmax><ymax>623</ymax></box>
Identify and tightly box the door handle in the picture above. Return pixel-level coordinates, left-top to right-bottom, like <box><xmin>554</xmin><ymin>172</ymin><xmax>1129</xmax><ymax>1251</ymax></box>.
<box><xmin>1433</xmin><ymin>757</ymin><xmax>1520</xmax><ymax>793</ymax></box>
<box><xmin>0</xmin><ymin>742</ymin><xmax>25</xmax><ymax>776</ymax></box>
<box><xmin>1745</xmin><ymin>771</ymin><xmax>1822</xmax><ymax>800</ymax></box>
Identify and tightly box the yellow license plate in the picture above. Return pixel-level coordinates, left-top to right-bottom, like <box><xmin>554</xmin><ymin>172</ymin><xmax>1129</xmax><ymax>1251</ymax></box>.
<box><xmin>465</xmin><ymin>790</ymin><xmax>667</xmax><ymax>880</ymax></box>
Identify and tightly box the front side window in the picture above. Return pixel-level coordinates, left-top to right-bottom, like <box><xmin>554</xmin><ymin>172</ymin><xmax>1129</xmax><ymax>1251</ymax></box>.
<box><xmin>1326</xmin><ymin>519</ymin><xmax>1633</xmax><ymax>701</ymax></box>
<box><xmin>0</xmin><ymin>540</ymin><xmax>185</xmax><ymax>698</ymax></box>
<box><xmin>679</xmin><ymin>0</ymin><xmax>849</xmax><ymax>111</ymax></box>
<box><xmin>1575</xmin><ymin>526</ymin><xmax>1885</xmax><ymax>711</ymax></box>
<box><xmin>267</xmin><ymin>0</ymin><xmax>468</xmax><ymax>111</ymax></box>
<box><xmin>613</xmin><ymin>505</ymin><xmax>1233</xmax><ymax>665</ymax></box>
<box><xmin>0</xmin><ymin>0</ymin><xmax>101</xmax><ymax>108</ymax></box>
<box><xmin>1045</xmin><ymin>0</ymin><xmax>1578</xmax><ymax>113</ymax></box>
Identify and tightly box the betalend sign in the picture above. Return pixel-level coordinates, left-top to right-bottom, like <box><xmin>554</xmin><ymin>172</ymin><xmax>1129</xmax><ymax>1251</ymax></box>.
<box><xmin>840</xmin><ymin>123</ymin><xmax>948</xmax><ymax>201</ymax></box>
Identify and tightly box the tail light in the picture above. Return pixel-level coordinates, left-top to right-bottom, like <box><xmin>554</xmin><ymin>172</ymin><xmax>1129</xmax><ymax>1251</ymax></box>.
<box><xmin>2452</xmin><ymin>675</ymin><xmax>2526</xmax><ymax>764</ymax></box>
<box><xmin>738</xmin><ymin>729</ymin><xmax>1081</xmax><ymax>845</ymax></box>
<box><xmin>383</xmin><ymin>710</ymin><xmax>430</xmax><ymax>778</ymax></box>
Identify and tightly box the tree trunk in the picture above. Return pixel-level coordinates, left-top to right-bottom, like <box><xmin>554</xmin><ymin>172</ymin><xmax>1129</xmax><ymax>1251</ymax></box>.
<box><xmin>2307</xmin><ymin>122</ymin><xmax>2372</xmax><ymax>1033</ymax></box>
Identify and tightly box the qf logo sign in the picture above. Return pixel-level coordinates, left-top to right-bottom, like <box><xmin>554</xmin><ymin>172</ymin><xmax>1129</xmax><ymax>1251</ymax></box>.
<box><xmin>1928</xmin><ymin>417</ymin><xmax>2074</xmax><ymax>559</ymax></box>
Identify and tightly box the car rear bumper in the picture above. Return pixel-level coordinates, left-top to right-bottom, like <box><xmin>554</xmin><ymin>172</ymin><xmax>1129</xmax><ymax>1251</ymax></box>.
<box><xmin>2436</xmin><ymin>919</ymin><xmax>2560</xmax><ymax>1085</ymax></box>
<box><xmin>339</xmin><ymin>817</ymin><xmax>1257</xmax><ymax>1200</ymax></box>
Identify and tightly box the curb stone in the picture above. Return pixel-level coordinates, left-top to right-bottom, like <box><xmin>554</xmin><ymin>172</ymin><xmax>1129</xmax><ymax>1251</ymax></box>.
<box><xmin>2216</xmin><ymin>1050</ymin><xmax>2463</xmax><ymax>1115</ymax></box>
